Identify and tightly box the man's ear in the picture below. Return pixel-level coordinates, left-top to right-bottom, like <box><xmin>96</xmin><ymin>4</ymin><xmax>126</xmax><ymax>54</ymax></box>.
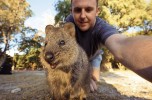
<box><xmin>63</xmin><ymin>22</ymin><xmax>75</xmax><ymax>38</ymax></box>
<box><xmin>96</xmin><ymin>7</ymin><xmax>100</xmax><ymax>16</ymax></box>
<box><xmin>45</xmin><ymin>25</ymin><xmax>54</xmax><ymax>34</ymax></box>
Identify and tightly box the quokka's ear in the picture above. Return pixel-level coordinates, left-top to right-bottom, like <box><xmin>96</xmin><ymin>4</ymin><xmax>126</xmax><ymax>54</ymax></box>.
<box><xmin>45</xmin><ymin>25</ymin><xmax>54</xmax><ymax>34</ymax></box>
<box><xmin>63</xmin><ymin>22</ymin><xmax>75</xmax><ymax>38</ymax></box>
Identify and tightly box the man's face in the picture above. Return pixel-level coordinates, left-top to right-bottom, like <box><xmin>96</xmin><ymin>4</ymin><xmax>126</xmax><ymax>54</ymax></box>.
<box><xmin>71</xmin><ymin>0</ymin><xmax>99</xmax><ymax>31</ymax></box>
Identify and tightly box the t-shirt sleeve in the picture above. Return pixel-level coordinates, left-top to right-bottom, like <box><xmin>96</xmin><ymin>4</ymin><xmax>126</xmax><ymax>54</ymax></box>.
<box><xmin>95</xmin><ymin>17</ymin><xmax>119</xmax><ymax>44</ymax></box>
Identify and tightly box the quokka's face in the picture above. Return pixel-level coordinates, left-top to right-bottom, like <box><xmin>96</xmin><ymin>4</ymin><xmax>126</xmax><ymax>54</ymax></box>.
<box><xmin>42</xmin><ymin>23</ymin><xmax>79</xmax><ymax>69</ymax></box>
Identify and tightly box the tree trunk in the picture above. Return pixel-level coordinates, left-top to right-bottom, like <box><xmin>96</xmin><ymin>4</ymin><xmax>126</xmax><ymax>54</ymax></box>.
<box><xmin>0</xmin><ymin>53</ymin><xmax>7</xmax><ymax>68</ymax></box>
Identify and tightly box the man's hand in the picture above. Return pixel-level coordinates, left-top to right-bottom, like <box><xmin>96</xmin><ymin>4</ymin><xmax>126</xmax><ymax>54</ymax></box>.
<box><xmin>90</xmin><ymin>75</ymin><xmax>97</xmax><ymax>92</ymax></box>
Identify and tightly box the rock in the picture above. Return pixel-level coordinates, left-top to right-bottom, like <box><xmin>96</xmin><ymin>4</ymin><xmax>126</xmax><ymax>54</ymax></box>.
<box><xmin>11</xmin><ymin>88</ymin><xmax>21</xmax><ymax>93</ymax></box>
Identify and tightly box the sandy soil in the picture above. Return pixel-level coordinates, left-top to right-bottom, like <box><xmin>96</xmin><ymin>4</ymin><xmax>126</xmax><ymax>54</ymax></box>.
<box><xmin>0</xmin><ymin>70</ymin><xmax>152</xmax><ymax>100</ymax></box>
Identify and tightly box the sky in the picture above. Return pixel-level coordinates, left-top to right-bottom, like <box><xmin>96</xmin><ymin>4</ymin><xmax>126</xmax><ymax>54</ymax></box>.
<box><xmin>25</xmin><ymin>0</ymin><xmax>59</xmax><ymax>32</ymax></box>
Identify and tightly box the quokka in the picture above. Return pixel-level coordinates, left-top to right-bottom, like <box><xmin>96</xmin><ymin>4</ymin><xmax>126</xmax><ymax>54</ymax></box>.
<box><xmin>40</xmin><ymin>22</ymin><xmax>92</xmax><ymax>100</ymax></box>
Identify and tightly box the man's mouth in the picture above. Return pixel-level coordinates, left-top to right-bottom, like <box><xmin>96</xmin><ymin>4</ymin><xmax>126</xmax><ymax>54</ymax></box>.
<box><xmin>79</xmin><ymin>22</ymin><xmax>88</xmax><ymax>26</ymax></box>
<box><xmin>80</xmin><ymin>21</ymin><xmax>87</xmax><ymax>24</ymax></box>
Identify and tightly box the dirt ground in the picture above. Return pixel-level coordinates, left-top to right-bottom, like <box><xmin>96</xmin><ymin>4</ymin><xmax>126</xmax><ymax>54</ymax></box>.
<box><xmin>0</xmin><ymin>70</ymin><xmax>152</xmax><ymax>100</ymax></box>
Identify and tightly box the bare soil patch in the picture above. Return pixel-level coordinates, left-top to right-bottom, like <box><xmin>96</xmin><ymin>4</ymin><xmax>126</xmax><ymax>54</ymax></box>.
<box><xmin>0</xmin><ymin>70</ymin><xmax>152</xmax><ymax>100</ymax></box>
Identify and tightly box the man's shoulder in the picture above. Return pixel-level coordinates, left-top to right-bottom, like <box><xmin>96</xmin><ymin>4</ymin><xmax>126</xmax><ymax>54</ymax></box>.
<box><xmin>93</xmin><ymin>17</ymin><xmax>118</xmax><ymax>44</ymax></box>
<box><xmin>95</xmin><ymin>17</ymin><xmax>110</xmax><ymax>27</ymax></box>
<box><xmin>94</xmin><ymin>17</ymin><xmax>117</xmax><ymax>31</ymax></box>
<box><xmin>65</xmin><ymin>14</ymin><xmax>74</xmax><ymax>23</ymax></box>
<box><xmin>96</xmin><ymin>16</ymin><xmax>107</xmax><ymax>23</ymax></box>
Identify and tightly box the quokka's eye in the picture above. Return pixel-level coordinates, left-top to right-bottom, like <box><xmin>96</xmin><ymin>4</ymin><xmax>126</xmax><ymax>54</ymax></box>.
<box><xmin>58</xmin><ymin>40</ymin><xmax>65</xmax><ymax>46</ymax></box>
<box><xmin>44</xmin><ymin>42</ymin><xmax>47</xmax><ymax>47</ymax></box>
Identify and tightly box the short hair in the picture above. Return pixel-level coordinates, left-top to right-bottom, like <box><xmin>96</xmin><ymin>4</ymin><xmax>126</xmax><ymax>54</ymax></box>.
<box><xmin>71</xmin><ymin>0</ymin><xmax>98</xmax><ymax>7</ymax></box>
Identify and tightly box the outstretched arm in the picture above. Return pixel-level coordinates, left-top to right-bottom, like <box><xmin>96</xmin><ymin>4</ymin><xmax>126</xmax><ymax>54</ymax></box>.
<box><xmin>105</xmin><ymin>34</ymin><xmax>152</xmax><ymax>82</ymax></box>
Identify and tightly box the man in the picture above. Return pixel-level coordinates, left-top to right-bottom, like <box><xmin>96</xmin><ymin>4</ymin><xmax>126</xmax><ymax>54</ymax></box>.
<box><xmin>66</xmin><ymin>0</ymin><xmax>152</xmax><ymax>91</ymax></box>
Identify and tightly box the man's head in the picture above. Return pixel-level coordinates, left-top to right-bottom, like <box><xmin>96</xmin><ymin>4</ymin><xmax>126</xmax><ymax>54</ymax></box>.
<box><xmin>71</xmin><ymin>0</ymin><xmax>99</xmax><ymax>7</ymax></box>
<box><xmin>71</xmin><ymin>0</ymin><xmax>99</xmax><ymax>32</ymax></box>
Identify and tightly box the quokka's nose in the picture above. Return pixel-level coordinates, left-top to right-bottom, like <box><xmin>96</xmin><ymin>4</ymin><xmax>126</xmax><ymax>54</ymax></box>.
<box><xmin>45</xmin><ymin>52</ymin><xmax>55</xmax><ymax>62</ymax></box>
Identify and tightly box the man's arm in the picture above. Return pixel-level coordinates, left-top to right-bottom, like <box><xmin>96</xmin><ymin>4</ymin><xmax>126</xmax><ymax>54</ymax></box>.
<box><xmin>105</xmin><ymin>34</ymin><xmax>152</xmax><ymax>82</ymax></box>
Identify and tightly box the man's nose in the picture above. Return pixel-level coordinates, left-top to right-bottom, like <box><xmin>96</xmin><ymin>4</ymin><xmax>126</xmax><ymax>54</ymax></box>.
<box><xmin>80</xmin><ymin>9</ymin><xmax>86</xmax><ymax>19</ymax></box>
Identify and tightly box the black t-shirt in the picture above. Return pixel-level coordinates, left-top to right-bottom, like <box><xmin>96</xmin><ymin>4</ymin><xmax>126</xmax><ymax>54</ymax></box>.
<box><xmin>65</xmin><ymin>15</ymin><xmax>118</xmax><ymax>58</ymax></box>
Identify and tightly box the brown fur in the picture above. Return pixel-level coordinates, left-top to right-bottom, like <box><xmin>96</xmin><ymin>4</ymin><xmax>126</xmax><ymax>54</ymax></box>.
<box><xmin>40</xmin><ymin>22</ymin><xmax>91</xmax><ymax>100</ymax></box>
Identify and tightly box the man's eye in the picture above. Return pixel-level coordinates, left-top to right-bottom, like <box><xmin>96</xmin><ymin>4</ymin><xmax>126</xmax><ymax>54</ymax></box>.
<box><xmin>85</xmin><ymin>7</ymin><xmax>93</xmax><ymax>13</ymax></box>
<box><xmin>58</xmin><ymin>40</ymin><xmax>65</xmax><ymax>46</ymax></box>
<box><xmin>74</xmin><ymin>8</ymin><xmax>81</xmax><ymax>13</ymax></box>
